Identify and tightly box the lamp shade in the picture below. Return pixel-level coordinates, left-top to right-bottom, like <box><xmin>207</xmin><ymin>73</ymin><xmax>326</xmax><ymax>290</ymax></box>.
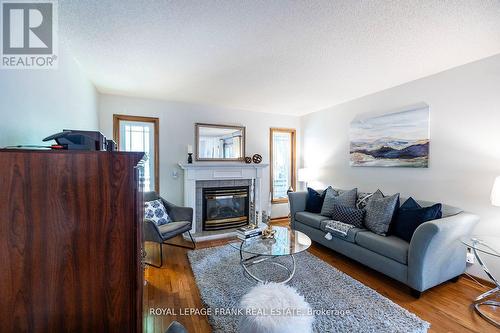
<box><xmin>298</xmin><ymin>168</ymin><xmax>312</xmax><ymax>182</ymax></box>
<box><xmin>491</xmin><ymin>176</ymin><xmax>500</xmax><ymax>207</ymax></box>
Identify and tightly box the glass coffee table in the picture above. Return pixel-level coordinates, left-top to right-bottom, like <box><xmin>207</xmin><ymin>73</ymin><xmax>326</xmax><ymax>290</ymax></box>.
<box><xmin>230</xmin><ymin>226</ymin><xmax>311</xmax><ymax>284</ymax></box>
<box><xmin>461</xmin><ymin>236</ymin><xmax>500</xmax><ymax>328</ymax></box>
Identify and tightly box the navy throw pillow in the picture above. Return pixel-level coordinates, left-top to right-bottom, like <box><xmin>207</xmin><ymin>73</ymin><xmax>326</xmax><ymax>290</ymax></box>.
<box><xmin>392</xmin><ymin>197</ymin><xmax>442</xmax><ymax>242</ymax></box>
<box><xmin>389</xmin><ymin>196</ymin><xmax>415</xmax><ymax>234</ymax></box>
<box><xmin>400</xmin><ymin>197</ymin><xmax>420</xmax><ymax>210</ymax></box>
<box><xmin>305</xmin><ymin>187</ymin><xmax>326</xmax><ymax>213</ymax></box>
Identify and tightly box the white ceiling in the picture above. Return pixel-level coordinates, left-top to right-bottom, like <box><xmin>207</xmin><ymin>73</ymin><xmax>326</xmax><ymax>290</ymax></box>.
<box><xmin>60</xmin><ymin>1</ymin><xmax>500</xmax><ymax>116</ymax></box>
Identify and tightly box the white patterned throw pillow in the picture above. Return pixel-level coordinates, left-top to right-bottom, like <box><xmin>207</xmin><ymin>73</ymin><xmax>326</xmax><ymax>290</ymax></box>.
<box><xmin>144</xmin><ymin>199</ymin><xmax>172</xmax><ymax>226</ymax></box>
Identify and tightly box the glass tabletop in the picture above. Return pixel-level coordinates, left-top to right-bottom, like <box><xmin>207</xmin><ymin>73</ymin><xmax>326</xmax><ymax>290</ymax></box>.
<box><xmin>230</xmin><ymin>226</ymin><xmax>311</xmax><ymax>256</ymax></box>
<box><xmin>461</xmin><ymin>236</ymin><xmax>500</xmax><ymax>258</ymax></box>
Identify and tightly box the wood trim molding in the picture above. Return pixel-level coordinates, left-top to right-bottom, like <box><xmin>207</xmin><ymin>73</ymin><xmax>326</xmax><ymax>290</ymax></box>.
<box><xmin>270</xmin><ymin>128</ymin><xmax>296</xmax><ymax>204</ymax></box>
<box><xmin>113</xmin><ymin>114</ymin><xmax>160</xmax><ymax>193</ymax></box>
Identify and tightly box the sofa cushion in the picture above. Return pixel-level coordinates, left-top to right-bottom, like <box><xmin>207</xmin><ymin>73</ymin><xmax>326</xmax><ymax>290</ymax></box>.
<box><xmin>158</xmin><ymin>221</ymin><xmax>191</xmax><ymax>240</ymax></box>
<box><xmin>295</xmin><ymin>211</ymin><xmax>329</xmax><ymax>229</ymax></box>
<box><xmin>305</xmin><ymin>187</ymin><xmax>327</xmax><ymax>213</ymax></box>
<box><xmin>319</xmin><ymin>220</ymin><xmax>364</xmax><ymax>243</ymax></box>
<box><xmin>391</xmin><ymin>198</ymin><xmax>443</xmax><ymax>242</ymax></box>
<box><xmin>145</xmin><ymin>199</ymin><xmax>172</xmax><ymax>226</ymax></box>
<box><xmin>355</xmin><ymin>231</ymin><xmax>409</xmax><ymax>264</ymax></box>
<box><xmin>321</xmin><ymin>187</ymin><xmax>358</xmax><ymax>216</ymax></box>
<box><xmin>330</xmin><ymin>204</ymin><xmax>365</xmax><ymax>228</ymax></box>
<box><xmin>364</xmin><ymin>190</ymin><xmax>400</xmax><ymax>236</ymax></box>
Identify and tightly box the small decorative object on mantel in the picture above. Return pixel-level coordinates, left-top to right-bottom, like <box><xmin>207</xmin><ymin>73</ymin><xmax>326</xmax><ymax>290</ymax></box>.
<box><xmin>252</xmin><ymin>154</ymin><xmax>262</xmax><ymax>164</ymax></box>
<box><xmin>187</xmin><ymin>145</ymin><xmax>193</xmax><ymax>164</ymax></box>
<box><xmin>244</xmin><ymin>156</ymin><xmax>252</xmax><ymax>164</ymax></box>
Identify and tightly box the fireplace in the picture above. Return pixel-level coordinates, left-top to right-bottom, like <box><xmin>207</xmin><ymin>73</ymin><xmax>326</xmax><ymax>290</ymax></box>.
<box><xmin>202</xmin><ymin>186</ymin><xmax>249</xmax><ymax>231</ymax></box>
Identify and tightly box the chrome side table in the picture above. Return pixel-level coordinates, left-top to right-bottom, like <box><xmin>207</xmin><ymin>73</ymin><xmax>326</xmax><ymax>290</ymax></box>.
<box><xmin>461</xmin><ymin>236</ymin><xmax>500</xmax><ymax>328</ymax></box>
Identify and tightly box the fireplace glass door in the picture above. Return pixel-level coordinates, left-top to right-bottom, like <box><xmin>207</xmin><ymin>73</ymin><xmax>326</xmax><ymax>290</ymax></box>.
<box><xmin>203</xmin><ymin>186</ymin><xmax>249</xmax><ymax>230</ymax></box>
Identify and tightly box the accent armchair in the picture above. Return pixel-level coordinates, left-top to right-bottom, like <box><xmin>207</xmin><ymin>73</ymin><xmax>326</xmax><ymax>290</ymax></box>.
<box><xmin>143</xmin><ymin>192</ymin><xmax>195</xmax><ymax>267</ymax></box>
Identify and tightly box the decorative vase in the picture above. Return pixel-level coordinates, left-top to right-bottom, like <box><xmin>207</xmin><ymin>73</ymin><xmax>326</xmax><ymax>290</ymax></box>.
<box><xmin>244</xmin><ymin>156</ymin><xmax>252</xmax><ymax>164</ymax></box>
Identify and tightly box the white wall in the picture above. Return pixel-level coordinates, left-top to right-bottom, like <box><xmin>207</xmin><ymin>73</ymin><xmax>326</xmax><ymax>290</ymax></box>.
<box><xmin>98</xmin><ymin>94</ymin><xmax>301</xmax><ymax>218</ymax></box>
<box><xmin>301</xmin><ymin>54</ymin><xmax>500</xmax><ymax>278</ymax></box>
<box><xmin>0</xmin><ymin>48</ymin><xmax>99</xmax><ymax>147</ymax></box>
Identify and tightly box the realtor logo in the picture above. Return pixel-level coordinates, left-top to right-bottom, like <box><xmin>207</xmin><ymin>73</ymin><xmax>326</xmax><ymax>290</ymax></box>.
<box><xmin>1</xmin><ymin>0</ymin><xmax>58</xmax><ymax>69</ymax></box>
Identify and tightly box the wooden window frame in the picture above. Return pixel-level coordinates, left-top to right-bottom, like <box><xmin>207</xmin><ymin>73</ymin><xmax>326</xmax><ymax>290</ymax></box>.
<box><xmin>270</xmin><ymin>128</ymin><xmax>296</xmax><ymax>204</ymax></box>
<box><xmin>113</xmin><ymin>114</ymin><xmax>160</xmax><ymax>193</ymax></box>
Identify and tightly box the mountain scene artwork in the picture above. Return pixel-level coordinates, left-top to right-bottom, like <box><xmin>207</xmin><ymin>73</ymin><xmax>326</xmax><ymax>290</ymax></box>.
<box><xmin>350</xmin><ymin>106</ymin><xmax>430</xmax><ymax>167</ymax></box>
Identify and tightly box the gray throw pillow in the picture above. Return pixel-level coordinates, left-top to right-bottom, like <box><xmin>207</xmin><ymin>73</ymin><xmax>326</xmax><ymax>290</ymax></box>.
<box><xmin>364</xmin><ymin>190</ymin><xmax>400</xmax><ymax>236</ymax></box>
<box><xmin>321</xmin><ymin>187</ymin><xmax>358</xmax><ymax>216</ymax></box>
<box><xmin>356</xmin><ymin>191</ymin><xmax>374</xmax><ymax>209</ymax></box>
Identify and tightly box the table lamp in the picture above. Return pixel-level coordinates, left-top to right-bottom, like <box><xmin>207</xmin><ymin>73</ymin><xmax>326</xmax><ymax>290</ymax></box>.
<box><xmin>298</xmin><ymin>168</ymin><xmax>312</xmax><ymax>189</ymax></box>
<box><xmin>491</xmin><ymin>176</ymin><xmax>500</xmax><ymax>206</ymax></box>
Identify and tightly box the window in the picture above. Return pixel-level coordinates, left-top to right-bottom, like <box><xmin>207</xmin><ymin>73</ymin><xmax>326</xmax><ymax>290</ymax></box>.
<box><xmin>270</xmin><ymin>128</ymin><xmax>296</xmax><ymax>203</ymax></box>
<box><xmin>113</xmin><ymin>115</ymin><xmax>159</xmax><ymax>192</ymax></box>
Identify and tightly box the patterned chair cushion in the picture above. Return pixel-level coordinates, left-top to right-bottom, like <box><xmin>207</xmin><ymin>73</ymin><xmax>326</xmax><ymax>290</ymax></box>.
<box><xmin>320</xmin><ymin>187</ymin><xmax>358</xmax><ymax>216</ymax></box>
<box><xmin>145</xmin><ymin>199</ymin><xmax>172</xmax><ymax>226</ymax></box>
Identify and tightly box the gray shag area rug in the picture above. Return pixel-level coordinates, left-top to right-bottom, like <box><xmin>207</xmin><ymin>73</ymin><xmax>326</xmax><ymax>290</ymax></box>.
<box><xmin>187</xmin><ymin>244</ymin><xmax>430</xmax><ymax>333</ymax></box>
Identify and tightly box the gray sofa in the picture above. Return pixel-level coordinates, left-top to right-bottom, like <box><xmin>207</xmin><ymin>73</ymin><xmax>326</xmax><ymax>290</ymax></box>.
<box><xmin>288</xmin><ymin>190</ymin><xmax>479</xmax><ymax>296</ymax></box>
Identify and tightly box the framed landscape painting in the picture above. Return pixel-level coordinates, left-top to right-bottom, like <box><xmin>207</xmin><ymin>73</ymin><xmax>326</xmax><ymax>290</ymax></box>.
<box><xmin>350</xmin><ymin>106</ymin><xmax>430</xmax><ymax>167</ymax></box>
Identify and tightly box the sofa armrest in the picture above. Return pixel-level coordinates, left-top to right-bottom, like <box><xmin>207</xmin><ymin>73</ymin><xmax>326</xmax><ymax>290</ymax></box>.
<box><xmin>161</xmin><ymin>199</ymin><xmax>194</xmax><ymax>224</ymax></box>
<box><xmin>288</xmin><ymin>191</ymin><xmax>307</xmax><ymax>229</ymax></box>
<box><xmin>408</xmin><ymin>212</ymin><xmax>478</xmax><ymax>291</ymax></box>
<box><xmin>143</xmin><ymin>219</ymin><xmax>163</xmax><ymax>243</ymax></box>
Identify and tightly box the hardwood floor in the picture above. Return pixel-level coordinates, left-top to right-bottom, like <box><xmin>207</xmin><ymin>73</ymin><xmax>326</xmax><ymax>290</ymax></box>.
<box><xmin>143</xmin><ymin>220</ymin><xmax>498</xmax><ymax>333</ymax></box>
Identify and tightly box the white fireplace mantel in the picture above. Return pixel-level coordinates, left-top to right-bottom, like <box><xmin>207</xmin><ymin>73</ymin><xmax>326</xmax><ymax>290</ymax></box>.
<box><xmin>178</xmin><ymin>162</ymin><xmax>269</xmax><ymax>237</ymax></box>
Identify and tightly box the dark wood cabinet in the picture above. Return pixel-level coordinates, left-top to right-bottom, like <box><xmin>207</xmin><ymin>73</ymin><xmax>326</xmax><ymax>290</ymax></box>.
<box><xmin>0</xmin><ymin>150</ymin><xmax>145</xmax><ymax>333</ymax></box>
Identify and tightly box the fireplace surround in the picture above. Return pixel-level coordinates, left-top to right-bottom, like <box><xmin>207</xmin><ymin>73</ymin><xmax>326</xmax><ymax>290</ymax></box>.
<box><xmin>179</xmin><ymin>162</ymin><xmax>268</xmax><ymax>241</ymax></box>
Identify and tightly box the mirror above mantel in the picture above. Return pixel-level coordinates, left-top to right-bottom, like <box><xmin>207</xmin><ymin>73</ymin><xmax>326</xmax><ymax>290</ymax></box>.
<box><xmin>195</xmin><ymin>123</ymin><xmax>246</xmax><ymax>161</ymax></box>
